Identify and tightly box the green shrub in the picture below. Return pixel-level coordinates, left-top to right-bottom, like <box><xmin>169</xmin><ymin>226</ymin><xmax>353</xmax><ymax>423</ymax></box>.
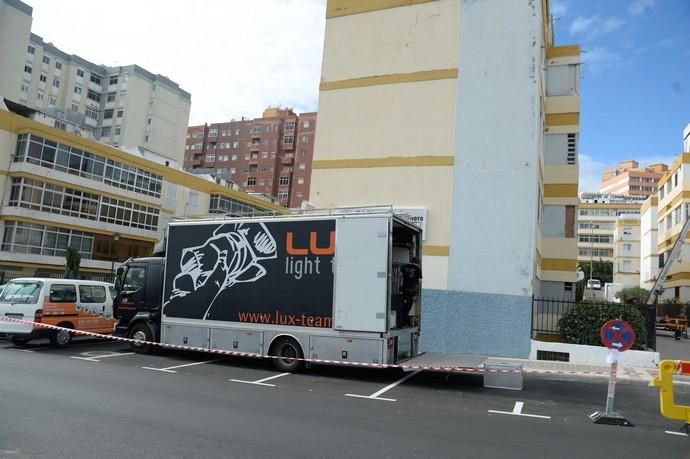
<box><xmin>559</xmin><ymin>303</ymin><xmax>647</xmax><ymax>350</ymax></box>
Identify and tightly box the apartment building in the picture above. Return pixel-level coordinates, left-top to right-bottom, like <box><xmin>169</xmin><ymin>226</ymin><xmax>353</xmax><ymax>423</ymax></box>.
<box><xmin>640</xmin><ymin>196</ymin><xmax>658</xmax><ymax>290</ymax></box>
<box><xmin>308</xmin><ymin>0</ymin><xmax>579</xmax><ymax>357</ymax></box>
<box><xmin>0</xmin><ymin>100</ymin><xmax>282</xmax><ymax>276</ymax></box>
<box><xmin>612</xmin><ymin>216</ymin><xmax>641</xmax><ymax>287</ymax></box>
<box><xmin>184</xmin><ymin>108</ymin><xmax>316</xmax><ymax>208</ymax></box>
<box><xmin>684</xmin><ymin>123</ymin><xmax>690</xmax><ymax>152</ymax></box>
<box><xmin>600</xmin><ymin>160</ymin><xmax>668</xmax><ymax>197</ymax></box>
<box><xmin>577</xmin><ymin>192</ymin><xmax>646</xmax><ymax>266</ymax></box>
<box><xmin>0</xmin><ymin>0</ymin><xmax>191</xmax><ymax>166</ymax></box>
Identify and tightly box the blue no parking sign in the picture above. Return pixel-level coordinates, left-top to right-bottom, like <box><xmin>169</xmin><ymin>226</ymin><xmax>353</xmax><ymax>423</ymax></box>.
<box><xmin>600</xmin><ymin>319</ymin><xmax>635</xmax><ymax>352</ymax></box>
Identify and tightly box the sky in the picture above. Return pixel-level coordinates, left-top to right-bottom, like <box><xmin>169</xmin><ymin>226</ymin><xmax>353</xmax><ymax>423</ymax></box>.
<box><xmin>24</xmin><ymin>0</ymin><xmax>690</xmax><ymax>193</ymax></box>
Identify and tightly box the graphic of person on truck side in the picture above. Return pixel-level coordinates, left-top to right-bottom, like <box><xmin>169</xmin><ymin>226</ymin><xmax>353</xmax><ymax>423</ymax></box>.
<box><xmin>164</xmin><ymin>222</ymin><xmax>277</xmax><ymax>319</ymax></box>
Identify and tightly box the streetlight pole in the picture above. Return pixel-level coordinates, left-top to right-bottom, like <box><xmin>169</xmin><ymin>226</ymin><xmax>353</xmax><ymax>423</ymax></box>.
<box><xmin>110</xmin><ymin>233</ymin><xmax>120</xmax><ymax>275</ymax></box>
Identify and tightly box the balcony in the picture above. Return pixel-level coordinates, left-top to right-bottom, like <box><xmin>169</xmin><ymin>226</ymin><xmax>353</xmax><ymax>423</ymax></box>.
<box><xmin>282</xmin><ymin>142</ymin><xmax>294</xmax><ymax>150</ymax></box>
<box><xmin>249</xmin><ymin>143</ymin><xmax>260</xmax><ymax>151</ymax></box>
<box><xmin>281</xmin><ymin>156</ymin><xmax>294</xmax><ymax>165</ymax></box>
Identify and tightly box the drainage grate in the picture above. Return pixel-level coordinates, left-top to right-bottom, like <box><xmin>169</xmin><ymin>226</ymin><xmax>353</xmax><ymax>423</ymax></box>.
<box><xmin>536</xmin><ymin>350</ymin><xmax>570</xmax><ymax>362</ymax></box>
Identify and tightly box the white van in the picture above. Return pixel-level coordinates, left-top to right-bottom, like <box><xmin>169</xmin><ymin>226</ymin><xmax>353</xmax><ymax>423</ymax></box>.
<box><xmin>586</xmin><ymin>279</ymin><xmax>602</xmax><ymax>290</ymax></box>
<box><xmin>0</xmin><ymin>278</ymin><xmax>115</xmax><ymax>346</ymax></box>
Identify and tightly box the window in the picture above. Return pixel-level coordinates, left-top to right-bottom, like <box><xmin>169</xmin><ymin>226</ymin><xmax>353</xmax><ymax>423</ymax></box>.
<box><xmin>36</xmin><ymin>93</ymin><xmax>44</xmax><ymax>103</ymax></box>
<box><xmin>231</xmin><ymin>154</ymin><xmax>238</xmax><ymax>161</ymax></box>
<box><xmin>116</xmin><ymin>110</ymin><xmax>123</xmax><ymax>118</ymax></box>
<box><xmin>297</xmin><ymin>177</ymin><xmax>304</xmax><ymax>185</ymax></box>
<box><xmin>247</xmin><ymin>177</ymin><xmax>256</xmax><ymax>186</ymax></box>
<box><xmin>74</xmin><ymin>86</ymin><xmax>82</xmax><ymax>95</ymax></box>
<box><xmin>147</xmin><ymin>118</ymin><xmax>151</xmax><ymax>125</ymax></box>
<box><xmin>300</xmin><ymin>135</ymin><xmax>309</xmax><ymax>143</ymax></box>
<box><xmin>103</xmin><ymin>109</ymin><xmax>114</xmax><ymax>119</ymax></box>
<box><xmin>622</xmin><ymin>228</ymin><xmax>633</xmax><ymax>240</ymax></box>
<box><xmin>0</xmin><ymin>281</ymin><xmax>41</xmax><ymax>304</ymax></box>
<box><xmin>206</xmin><ymin>154</ymin><xmax>215</xmax><ymax>162</ymax></box>
<box><xmin>42</xmin><ymin>56</ymin><xmax>50</xmax><ymax>64</ymax></box>
<box><xmin>209</xmin><ymin>194</ymin><xmax>266</xmax><ymax>216</ymax></box>
<box><xmin>122</xmin><ymin>267</ymin><xmax>146</xmax><ymax>292</ymax></box>
<box><xmin>79</xmin><ymin>285</ymin><xmax>106</xmax><ymax>303</ymax></box>
<box><xmin>90</xmin><ymin>74</ymin><xmax>101</xmax><ymax>85</ymax></box>
<box><xmin>278</xmin><ymin>191</ymin><xmax>289</xmax><ymax>201</ymax></box>
<box><xmin>77</xmin><ymin>69</ymin><xmax>84</xmax><ymax>78</ymax></box>
<box><xmin>299</xmin><ymin>163</ymin><xmax>306</xmax><ymax>170</ymax></box>
<box><xmin>262</xmin><ymin>151</ymin><xmax>268</xmax><ymax>159</ymax></box>
<box><xmin>20</xmin><ymin>84</ymin><xmax>28</xmax><ymax>93</ymax></box>
<box><xmin>52</xmin><ymin>78</ymin><xmax>60</xmax><ymax>88</ymax></box>
<box><xmin>285</xmin><ymin>121</ymin><xmax>295</xmax><ymax>131</ymax></box>
<box><xmin>86</xmin><ymin>90</ymin><xmax>100</xmax><ymax>102</ymax></box>
<box><xmin>232</xmin><ymin>141</ymin><xmax>239</xmax><ymax>148</ymax></box>
<box><xmin>303</xmin><ymin>120</ymin><xmax>310</xmax><ymax>128</ymax></box>
<box><xmin>106</xmin><ymin>92</ymin><xmax>116</xmax><ymax>102</ymax></box>
<box><xmin>85</xmin><ymin>107</ymin><xmax>98</xmax><ymax>120</ymax></box>
<box><xmin>39</xmin><ymin>73</ymin><xmax>47</xmax><ymax>83</ymax></box>
<box><xmin>622</xmin><ymin>260</ymin><xmax>632</xmax><ymax>272</ymax></box>
<box><xmin>109</xmin><ymin>76</ymin><xmax>118</xmax><ymax>85</ymax></box>
<box><xmin>235</xmin><ymin>129</ymin><xmax>240</xmax><ymax>135</ymax></box>
<box><xmin>674</xmin><ymin>172</ymin><xmax>679</xmax><ymax>187</ymax></box>
<box><xmin>623</xmin><ymin>243</ymin><xmax>632</xmax><ymax>252</ymax></box>
<box><xmin>101</xmin><ymin>127</ymin><xmax>111</xmax><ymax>137</ymax></box>
<box><xmin>27</xmin><ymin>45</ymin><xmax>35</xmax><ymax>54</ymax></box>
<box><xmin>283</xmin><ymin>136</ymin><xmax>294</xmax><ymax>145</ymax></box>
<box><xmin>208</xmin><ymin>128</ymin><xmax>218</xmax><ymax>137</ymax></box>
<box><xmin>49</xmin><ymin>285</ymin><xmax>77</xmax><ymax>303</ymax></box>
<box><xmin>114</xmin><ymin>127</ymin><xmax>121</xmax><ymax>136</ymax></box>
<box><xmin>71</xmin><ymin>103</ymin><xmax>79</xmax><ymax>112</ymax></box>
<box><xmin>55</xmin><ymin>61</ymin><xmax>62</xmax><ymax>70</ymax></box>
<box><xmin>24</xmin><ymin>65</ymin><xmax>32</xmax><ymax>74</ymax></box>
<box><xmin>279</xmin><ymin>176</ymin><xmax>290</xmax><ymax>186</ymax></box>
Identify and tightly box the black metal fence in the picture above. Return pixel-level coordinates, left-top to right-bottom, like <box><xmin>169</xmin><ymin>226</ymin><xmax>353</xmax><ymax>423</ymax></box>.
<box><xmin>0</xmin><ymin>270</ymin><xmax>115</xmax><ymax>285</ymax></box>
<box><xmin>532</xmin><ymin>297</ymin><xmax>656</xmax><ymax>351</ymax></box>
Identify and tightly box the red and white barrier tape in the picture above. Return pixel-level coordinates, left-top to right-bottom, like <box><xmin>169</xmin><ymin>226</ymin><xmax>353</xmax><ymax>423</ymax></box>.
<box><xmin>0</xmin><ymin>317</ymin><xmax>641</xmax><ymax>377</ymax></box>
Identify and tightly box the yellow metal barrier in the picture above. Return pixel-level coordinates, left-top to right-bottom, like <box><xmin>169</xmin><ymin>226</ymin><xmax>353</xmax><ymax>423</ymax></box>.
<box><xmin>650</xmin><ymin>360</ymin><xmax>690</xmax><ymax>424</ymax></box>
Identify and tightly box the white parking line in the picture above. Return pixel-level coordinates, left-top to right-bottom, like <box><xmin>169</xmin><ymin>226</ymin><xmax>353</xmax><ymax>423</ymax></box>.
<box><xmin>345</xmin><ymin>370</ymin><xmax>422</xmax><ymax>402</ymax></box>
<box><xmin>142</xmin><ymin>359</ymin><xmax>226</xmax><ymax>374</ymax></box>
<box><xmin>488</xmin><ymin>401</ymin><xmax>551</xmax><ymax>420</ymax></box>
<box><xmin>230</xmin><ymin>372</ymin><xmax>291</xmax><ymax>387</ymax></box>
<box><xmin>665</xmin><ymin>430</ymin><xmax>689</xmax><ymax>437</ymax></box>
<box><xmin>71</xmin><ymin>352</ymin><xmax>135</xmax><ymax>362</ymax></box>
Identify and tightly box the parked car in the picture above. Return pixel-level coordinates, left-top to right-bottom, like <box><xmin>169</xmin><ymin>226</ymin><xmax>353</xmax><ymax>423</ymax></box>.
<box><xmin>0</xmin><ymin>278</ymin><xmax>116</xmax><ymax>346</ymax></box>
<box><xmin>586</xmin><ymin>279</ymin><xmax>602</xmax><ymax>290</ymax></box>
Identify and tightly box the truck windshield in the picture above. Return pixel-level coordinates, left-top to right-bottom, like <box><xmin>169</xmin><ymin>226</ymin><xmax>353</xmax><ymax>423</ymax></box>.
<box><xmin>0</xmin><ymin>281</ymin><xmax>42</xmax><ymax>304</ymax></box>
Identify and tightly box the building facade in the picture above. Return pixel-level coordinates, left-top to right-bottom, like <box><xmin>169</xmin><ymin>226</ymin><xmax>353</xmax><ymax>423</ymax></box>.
<box><xmin>600</xmin><ymin>160</ymin><xmax>668</xmax><ymax>197</ymax></box>
<box><xmin>577</xmin><ymin>192</ymin><xmax>645</xmax><ymax>266</ymax></box>
<box><xmin>612</xmin><ymin>216</ymin><xmax>641</xmax><ymax>288</ymax></box>
<box><xmin>640</xmin><ymin>196</ymin><xmax>658</xmax><ymax>290</ymax></box>
<box><xmin>0</xmin><ymin>0</ymin><xmax>32</xmax><ymax>103</ymax></box>
<box><xmin>184</xmin><ymin>108</ymin><xmax>316</xmax><ymax>208</ymax></box>
<box><xmin>0</xmin><ymin>101</ymin><xmax>283</xmax><ymax>276</ymax></box>
<box><xmin>308</xmin><ymin>0</ymin><xmax>580</xmax><ymax>357</ymax></box>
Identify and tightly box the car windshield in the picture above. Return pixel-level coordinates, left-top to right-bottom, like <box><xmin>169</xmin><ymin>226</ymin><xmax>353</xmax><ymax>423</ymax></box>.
<box><xmin>0</xmin><ymin>281</ymin><xmax>42</xmax><ymax>304</ymax></box>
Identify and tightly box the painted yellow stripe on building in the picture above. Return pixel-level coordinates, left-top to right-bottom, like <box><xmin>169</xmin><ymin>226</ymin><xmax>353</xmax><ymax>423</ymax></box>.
<box><xmin>545</xmin><ymin>112</ymin><xmax>580</xmax><ymax>126</ymax></box>
<box><xmin>326</xmin><ymin>0</ymin><xmax>435</xmax><ymax>18</ymax></box>
<box><xmin>0</xmin><ymin>111</ymin><xmax>285</xmax><ymax>213</ymax></box>
<box><xmin>656</xmin><ymin>191</ymin><xmax>690</xmax><ymax>221</ymax></box>
<box><xmin>9</xmin><ymin>171</ymin><xmax>162</xmax><ymax>209</ymax></box>
<box><xmin>0</xmin><ymin>215</ymin><xmax>158</xmax><ymax>242</ymax></box>
<box><xmin>0</xmin><ymin>260</ymin><xmax>112</xmax><ymax>274</ymax></box>
<box><xmin>658</xmin><ymin>153</ymin><xmax>690</xmax><ymax>188</ymax></box>
<box><xmin>666</xmin><ymin>272</ymin><xmax>690</xmax><ymax>282</ymax></box>
<box><xmin>546</xmin><ymin>45</ymin><xmax>580</xmax><ymax>59</ymax></box>
<box><xmin>319</xmin><ymin>69</ymin><xmax>458</xmax><ymax>91</ymax></box>
<box><xmin>312</xmin><ymin>155</ymin><xmax>454</xmax><ymax>169</ymax></box>
<box><xmin>423</xmin><ymin>245</ymin><xmax>449</xmax><ymax>257</ymax></box>
<box><xmin>543</xmin><ymin>183</ymin><xmax>578</xmax><ymax>198</ymax></box>
<box><xmin>541</xmin><ymin>258</ymin><xmax>577</xmax><ymax>271</ymax></box>
<box><xmin>641</xmin><ymin>195</ymin><xmax>658</xmax><ymax>214</ymax></box>
<box><xmin>614</xmin><ymin>219</ymin><xmax>641</xmax><ymax>227</ymax></box>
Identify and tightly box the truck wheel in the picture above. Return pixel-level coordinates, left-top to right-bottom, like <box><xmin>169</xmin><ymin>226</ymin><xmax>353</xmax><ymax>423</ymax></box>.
<box><xmin>128</xmin><ymin>323</ymin><xmax>153</xmax><ymax>354</ymax></box>
<box><xmin>271</xmin><ymin>337</ymin><xmax>304</xmax><ymax>372</ymax></box>
<box><xmin>50</xmin><ymin>323</ymin><xmax>73</xmax><ymax>347</ymax></box>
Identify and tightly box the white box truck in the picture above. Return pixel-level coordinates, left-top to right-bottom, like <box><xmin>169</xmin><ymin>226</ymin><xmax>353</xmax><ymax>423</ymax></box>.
<box><xmin>112</xmin><ymin>210</ymin><xmax>423</xmax><ymax>371</ymax></box>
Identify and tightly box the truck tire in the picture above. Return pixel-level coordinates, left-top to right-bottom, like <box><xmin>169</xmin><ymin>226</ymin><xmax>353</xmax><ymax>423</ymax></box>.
<box><xmin>128</xmin><ymin>323</ymin><xmax>153</xmax><ymax>354</ymax></box>
<box><xmin>271</xmin><ymin>337</ymin><xmax>304</xmax><ymax>372</ymax></box>
<box><xmin>10</xmin><ymin>337</ymin><xmax>29</xmax><ymax>346</ymax></box>
<box><xmin>50</xmin><ymin>323</ymin><xmax>73</xmax><ymax>347</ymax></box>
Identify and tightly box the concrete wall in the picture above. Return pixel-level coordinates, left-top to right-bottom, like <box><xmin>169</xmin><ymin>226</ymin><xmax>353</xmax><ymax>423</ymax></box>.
<box><xmin>0</xmin><ymin>0</ymin><xmax>32</xmax><ymax>102</ymax></box>
<box><xmin>530</xmin><ymin>340</ymin><xmax>659</xmax><ymax>368</ymax></box>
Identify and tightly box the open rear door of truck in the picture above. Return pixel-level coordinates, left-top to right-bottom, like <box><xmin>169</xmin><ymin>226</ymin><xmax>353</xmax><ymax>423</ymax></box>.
<box><xmin>333</xmin><ymin>217</ymin><xmax>389</xmax><ymax>332</ymax></box>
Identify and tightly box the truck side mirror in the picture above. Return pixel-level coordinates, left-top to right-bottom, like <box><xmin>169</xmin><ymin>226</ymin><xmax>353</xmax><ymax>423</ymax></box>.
<box><xmin>114</xmin><ymin>267</ymin><xmax>125</xmax><ymax>292</ymax></box>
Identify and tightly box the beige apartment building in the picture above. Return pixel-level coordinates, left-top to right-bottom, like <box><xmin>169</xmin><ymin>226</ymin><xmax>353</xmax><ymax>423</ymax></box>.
<box><xmin>0</xmin><ymin>100</ymin><xmax>282</xmax><ymax>276</ymax></box>
<box><xmin>612</xmin><ymin>216</ymin><xmax>641</xmax><ymax>288</ymax></box>
<box><xmin>640</xmin><ymin>196</ymin><xmax>658</xmax><ymax>290</ymax></box>
<box><xmin>600</xmin><ymin>160</ymin><xmax>668</xmax><ymax>197</ymax></box>
<box><xmin>309</xmin><ymin>0</ymin><xmax>580</xmax><ymax>357</ymax></box>
<box><xmin>0</xmin><ymin>0</ymin><xmax>191</xmax><ymax>166</ymax></box>
<box><xmin>577</xmin><ymin>193</ymin><xmax>646</xmax><ymax>266</ymax></box>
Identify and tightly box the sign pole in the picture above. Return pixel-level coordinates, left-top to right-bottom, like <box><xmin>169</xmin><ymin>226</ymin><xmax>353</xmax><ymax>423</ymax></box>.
<box><xmin>589</xmin><ymin>320</ymin><xmax>634</xmax><ymax>426</ymax></box>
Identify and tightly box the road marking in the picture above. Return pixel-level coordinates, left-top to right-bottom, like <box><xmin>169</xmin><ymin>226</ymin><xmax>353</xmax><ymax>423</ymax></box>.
<box><xmin>9</xmin><ymin>348</ymin><xmax>34</xmax><ymax>353</ymax></box>
<box><xmin>345</xmin><ymin>369</ymin><xmax>422</xmax><ymax>402</ymax></box>
<box><xmin>488</xmin><ymin>401</ymin><xmax>551</xmax><ymax>420</ymax></box>
<box><xmin>71</xmin><ymin>352</ymin><xmax>134</xmax><ymax>362</ymax></box>
<box><xmin>230</xmin><ymin>372</ymin><xmax>291</xmax><ymax>387</ymax></box>
<box><xmin>665</xmin><ymin>430</ymin><xmax>689</xmax><ymax>437</ymax></box>
<box><xmin>142</xmin><ymin>359</ymin><xmax>225</xmax><ymax>373</ymax></box>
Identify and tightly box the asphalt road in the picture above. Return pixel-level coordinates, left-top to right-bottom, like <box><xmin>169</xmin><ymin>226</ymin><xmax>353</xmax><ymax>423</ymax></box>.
<box><xmin>0</xmin><ymin>338</ymin><xmax>688</xmax><ymax>459</ymax></box>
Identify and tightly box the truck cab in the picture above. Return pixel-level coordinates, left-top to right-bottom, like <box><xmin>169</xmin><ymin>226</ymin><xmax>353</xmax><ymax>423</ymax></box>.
<box><xmin>113</xmin><ymin>257</ymin><xmax>165</xmax><ymax>348</ymax></box>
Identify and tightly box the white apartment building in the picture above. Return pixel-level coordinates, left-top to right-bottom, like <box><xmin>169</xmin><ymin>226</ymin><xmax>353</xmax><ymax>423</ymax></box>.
<box><xmin>0</xmin><ymin>0</ymin><xmax>191</xmax><ymax>166</ymax></box>
<box><xmin>684</xmin><ymin>123</ymin><xmax>690</xmax><ymax>152</ymax></box>
<box><xmin>577</xmin><ymin>193</ymin><xmax>646</xmax><ymax>265</ymax></box>
<box><xmin>612</xmin><ymin>216</ymin><xmax>641</xmax><ymax>288</ymax></box>
<box><xmin>640</xmin><ymin>196</ymin><xmax>658</xmax><ymax>290</ymax></box>
<box><xmin>0</xmin><ymin>101</ymin><xmax>282</xmax><ymax>276</ymax></box>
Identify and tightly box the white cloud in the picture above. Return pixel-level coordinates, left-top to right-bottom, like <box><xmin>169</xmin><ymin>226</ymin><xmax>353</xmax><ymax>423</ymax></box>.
<box><xmin>569</xmin><ymin>15</ymin><xmax>624</xmax><ymax>40</ymax></box>
<box><xmin>629</xmin><ymin>0</ymin><xmax>655</xmax><ymax>16</ymax></box>
<box><xmin>581</xmin><ymin>46</ymin><xmax>621</xmax><ymax>73</ymax></box>
<box><xmin>635</xmin><ymin>37</ymin><xmax>674</xmax><ymax>54</ymax></box>
<box><xmin>26</xmin><ymin>0</ymin><xmax>328</xmax><ymax>124</ymax></box>
<box><xmin>579</xmin><ymin>154</ymin><xmax>607</xmax><ymax>193</ymax></box>
<box><xmin>550</xmin><ymin>0</ymin><xmax>567</xmax><ymax>18</ymax></box>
